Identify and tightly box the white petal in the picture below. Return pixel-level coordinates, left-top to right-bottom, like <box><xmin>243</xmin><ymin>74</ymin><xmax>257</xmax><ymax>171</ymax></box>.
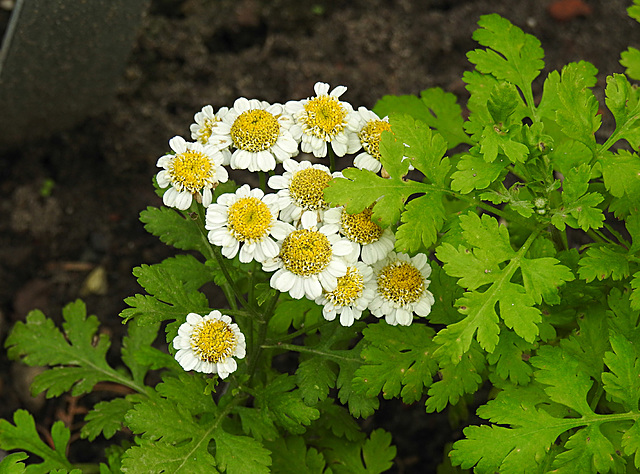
<box><xmin>304</xmin><ymin>276</ymin><xmax>323</xmax><ymax>299</ymax></box>
<box><xmin>169</xmin><ymin>136</ymin><xmax>187</xmax><ymax>153</ymax></box>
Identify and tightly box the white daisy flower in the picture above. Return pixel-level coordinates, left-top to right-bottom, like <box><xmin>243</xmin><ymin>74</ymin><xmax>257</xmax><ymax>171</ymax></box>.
<box><xmin>263</xmin><ymin>223</ymin><xmax>353</xmax><ymax>300</ymax></box>
<box><xmin>368</xmin><ymin>252</ymin><xmax>435</xmax><ymax>326</ymax></box>
<box><xmin>315</xmin><ymin>261</ymin><xmax>375</xmax><ymax>327</ymax></box>
<box><xmin>323</xmin><ymin>206</ymin><xmax>395</xmax><ymax>264</ymax></box>
<box><xmin>156</xmin><ymin>136</ymin><xmax>229</xmax><ymax>210</ymax></box>
<box><xmin>267</xmin><ymin>159</ymin><xmax>341</xmax><ymax>228</ymax></box>
<box><xmin>353</xmin><ymin>107</ymin><xmax>392</xmax><ymax>173</ymax></box>
<box><xmin>205</xmin><ymin>184</ymin><xmax>293</xmax><ymax>263</ymax></box>
<box><xmin>172</xmin><ymin>310</ymin><xmax>246</xmax><ymax>378</ymax></box>
<box><xmin>209</xmin><ymin>97</ymin><xmax>299</xmax><ymax>172</ymax></box>
<box><xmin>286</xmin><ymin>81</ymin><xmax>361</xmax><ymax>158</ymax></box>
<box><xmin>189</xmin><ymin>104</ymin><xmax>232</xmax><ymax>165</ymax></box>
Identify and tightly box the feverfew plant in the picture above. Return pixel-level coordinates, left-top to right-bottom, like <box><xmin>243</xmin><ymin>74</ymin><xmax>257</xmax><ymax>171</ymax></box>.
<box><xmin>3</xmin><ymin>4</ymin><xmax>640</xmax><ymax>473</ymax></box>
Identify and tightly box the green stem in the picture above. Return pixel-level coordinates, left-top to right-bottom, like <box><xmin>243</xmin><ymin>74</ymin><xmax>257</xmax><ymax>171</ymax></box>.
<box><xmin>603</xmin><ymin>223</ymin><xmax>630</xmax><ymax>249</ymax></box>
<box><xmin>261</xmin><ymin>342</ymin><xmax>361</xmax><ymax>363</ymax></box>
<box><xmin>549</xmin><ymin>225</ymin><xmax>568</xmax><ymax>252</ymax></box>
<box><xmin>586</xmin><ymin>228</ymin><xmax>613</xmax><ymax>245</ymax></box>
<box><xmin>259</xmin><ymin>171</ymin><xmax>267</xmax><ymax>193</ymax></box>
<box><xmin>191</xmin><ymin>202</ymin><xmax>262</xmax><ymax>315</ymax></box>
<box><xmin>328</xmin><ymin>146</ymin><xmax>336</xmax><ymax>173</ymax></box>
<box><xmin>266</xmin><ymin>319</ymin><xmax>330</xmax><ymax>344</ymax></box>
<box><xmin>247</xmin><ymin>291</ymin><xmax>280</xmax><ymax>383</ymax></box>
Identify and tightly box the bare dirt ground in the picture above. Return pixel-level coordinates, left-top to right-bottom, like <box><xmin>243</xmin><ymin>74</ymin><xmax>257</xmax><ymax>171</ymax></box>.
<box><xmin>1</xmin><ymin>0</ymin><xmax>638</xmax><ymax>471</ymax></box>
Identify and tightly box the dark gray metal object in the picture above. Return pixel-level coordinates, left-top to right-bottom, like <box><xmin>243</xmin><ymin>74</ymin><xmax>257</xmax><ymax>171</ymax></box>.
<box><xmin>0</xmin><ymin>0</ymin><xmax>150</xmax><ymax>147</ymax></box>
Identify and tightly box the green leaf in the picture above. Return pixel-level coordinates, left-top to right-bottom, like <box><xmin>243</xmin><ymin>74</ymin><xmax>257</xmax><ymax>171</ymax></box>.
<box><xmin>551</xmin><ymin>425</ymin><xmax>620</xmax><ymax>473</ymax></box>
<box><xmin>313</xmin><ymin>400</ymin><xmax>362</xmax><ymax>442</ymax></box>
<box><xmin>294</xmin><ymin>323</ymin><xmax>377</xmax><ymax>418</ymax></box>
<box><xmin>265</xmin><ymin>436</ymin><xmax>326</xmax><ymax>474</ymax></box>
<box><xmin>353</xmin><ymin>323</ymin><xmax>438</xmax><ymax>404</ymax></box>
<box><xmin>631</xmin><ymin>271</ymin><xmax>640</xmax><ymax>311</ymax></box>
<box><xmin>0</xmin><ymin>452</ymin><xmax>28</xmax><ymax>474</ymax></box>
<box><xmin>395</xmin><ymin>192</ymin><xmax>445</xmax><ymax>253</ymax></box>
<box><xmin>519</xmin><ymin>255</ymin><xmax>575</xmax><ymax>305</ymax></box>
<box><xmin>268</xmin><ymin>296</ymin><xmax>322</xmax><ymax>336</ymax></box>
<box><xmin>123</xmin><ymin>372</ymin><xmax>270</xmax><ymax>474</ymax></box>
<box><xmin>551</xmin><ymin>164</ymin><xmax>604</xmax><ymax>232</ymax></box>
<box><xmin>532</xmin><ymin>345</ymin><xmax>594</xmax><ymax>416</ymax></box>
<box><xmin>5</xmin><ymin>301</ymin><xmax>138</xmax><ymax>397</ymax></box>
<box><xmin>560</xmin><ymin>305</ymin><xmax>609</xmax><ymax>382</ymax></box>
<box><xmin>622</xmin><ymin>420</ymin><xmax>640</xmax><ymax>469</ymax></box>
<box><xmin>214</xmin><ymin>428</ymin><xmax>271</xmax><ymax>474</ymax></box>
<box><xmin>549</xmin><ymin>139</ymin><xmax>593</xmax><ymax>176</ymax></box>
<box><xmin>234</xmin><ymin>406</ymin><xmax>279</xmax><ymax>442</ymax></box>
<box><xmin>390</xmin><ymin>114</ymin><xmax>451</xmax><ymax>186</ymax></box>
<box><xmin>539</xmin><ymin>61</ymin><xmax>598</xmax><ymax>121</ymax></box>
<box><xmin>577</xmin><ymin>244</ymin><xmax>630</xmax><ymax>282</ymax></box>
<box><xmin>256</xmin><ymin>374</ymin><xmax>320</xmax><ymax>435</ymax></box>
<box><xmin>605</xmin><ymin>73</ymin><xmax>640</xmax><ymax>149</ymax></box>
<box><xmin>451</xmin><ymin>152</ymin><xmax>508</xmax><ymax>194</ymax></box>
<box><xmin>468</xmin><ymin>14</ymin><xmax>544</xmax><ymax>93</ymax></box>
<box><xmin>373</xmin><ymin>87</ymin><xmax>469</xmax><ymax>148</ymax></box>
<box><xmin>325</xmin><ymin>168</ymin><xmax>422</xmax><ymax>227</ymax></box>
<box><xmin>601</xmin><ymin>332</ymin><xmax>640</xmax><ymax>412</ymax></box>
<box><xmin>621</xmin><ymin>46</ymin><xmax>640</xmax><ymax>80</ymax></box>
<box><xmin>629</xmin><ymin>0</ymin><xmax>640</xmax><ymax>22</ymax></box>
<box><xmin>122</xmin><ymin>440</ymin><xmax>216</xmax><ymax>473</ymax></box>
<box><xmin>434</xmin><ymin>213</ymin><xmax>570</xmax><ymax>363</ymax></box>
<box><xmin>121</xmin><ymin>318</ymin><xmax>162</xmax><ymax>384</ymax></box>
<box><xmin>486</xmin><ymin>330</ymin><xmax>534</xmax><ymax>385</ymax></box>
<box><xmin>379</xmin><ymin>129</ymin><xmax>410</xmax><ymax>179</ymax></box>
<box><xmin>627</xmin><ymin>212</ymin><xmax>640</xmax><ymax>255</ymax></box>
<box><xmin>140</xmin><ymin>206</ymin><xmax>210</xmax><ymax>255</ymax></box>
<box><xmin>0</xmin><ymin>410</ymin><xmax>74</xmax><ymax>472</ymax></box>
<box><xmin>318</xmin><ymin>429</ymin><xmax>396</xmax><ymax>474</ymax></box>
<box><xmin>425</xmin><ymin>345</ymin><xmax>485</xmax><ymax>413</ymax></box>
<box><xmin>120</xmin><ymin>264</ymin><xmax>210</xmax><ymax>325</ymax></box>
<box><xmin>82</xmin><ymin>396</ymin><xmax>138</xmax><ymax>442</ymax></box>
<box><xmin>600</xmin><ymin>150</ymin><xmax>640</xmax><ymax>201</ymax></box>
<box><xmin>296</xmin><ymin>357</ymin><xmax>336</xmax><ymax>405</ymax></box>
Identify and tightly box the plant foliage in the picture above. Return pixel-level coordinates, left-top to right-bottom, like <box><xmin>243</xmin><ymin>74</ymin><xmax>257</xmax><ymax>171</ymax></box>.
<box><xmin>3</xmin><ymin>4</ymin><xmax>640</xmax><ymax>473</ymax></box>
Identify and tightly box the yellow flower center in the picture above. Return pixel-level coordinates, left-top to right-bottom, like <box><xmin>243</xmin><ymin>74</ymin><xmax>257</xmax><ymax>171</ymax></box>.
<box><xmin>169</xmin><ymin>151</ymin><xmax>214</xmax><ymax>193</ymax></box>
<box><xmin>196</xmin><ymin>117</ymin><xmax>221</xmax><ymax>144</ymax></box>
<box><xmin>227</xmin><ymin>197</ymin><xmax>273</xmax><ymax>242</ymax></box>
<box><xmin>230</xmin><ymin>109</ymin><xmax>280</xmax><ymax>152</ymax></box>
<box><xmin>280</xmin><ymin>229</ymin><xmax>332</xmax><ymax>277</ymax></box>
<box><xmin>191</xmin><ymin>319</ymin><xmax>237</xmax><ymax>363</ymax></box>
<box><xmin>289</xmin><ymin>168</ymin><xmax>332</xmax><ymax>211</ymax></box>
<box><xmin>358</xmin><ymin>119</ymin><xmax>392</xmax><ymax>161</ymax></box>
<box><xmin>340</xmin><ymin>207</ymin><xmax>384</xmax><ymax>244</ymax></box>
<box><xmin>325</xmin><ymin>266</ymin><xmax>364</xmax><ymax>306</ymax></box>
<box><xmin>302</xmin><ymin>95</ymin><xmax>347</xmax><ymax>140</ymax></box>
<box><xmin>377</xmin><ymin>261</ymin><xmax>424</xmax><ymax>306</ymax></box>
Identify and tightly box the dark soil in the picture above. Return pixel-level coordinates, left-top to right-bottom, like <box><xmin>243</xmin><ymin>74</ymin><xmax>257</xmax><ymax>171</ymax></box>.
<box><xmin>1</xmin><ymin>0</ymin><xmax>638</xmax><ymax>472</ymax></box>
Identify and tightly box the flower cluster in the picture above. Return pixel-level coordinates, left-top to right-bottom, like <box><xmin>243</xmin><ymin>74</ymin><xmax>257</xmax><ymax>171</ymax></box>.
<box><xmin>158</xmin><ymin>82</ymin><xmax>435</xmax><ymax>377</ymax></box>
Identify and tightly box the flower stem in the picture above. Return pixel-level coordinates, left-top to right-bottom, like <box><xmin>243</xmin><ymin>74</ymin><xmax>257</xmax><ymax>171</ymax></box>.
<box><xmin>328</xmin><ymin>146</ymin><xmax>336</xmax><ymax>173</ymax></box>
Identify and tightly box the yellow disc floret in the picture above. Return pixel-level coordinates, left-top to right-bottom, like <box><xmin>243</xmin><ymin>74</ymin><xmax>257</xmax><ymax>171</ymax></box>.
<box><xmin>359</xmin><ymin>120</ymin><xmax>392</xmax><ymax>161</ymax></box>
<box><xmin>227</xmin><ymin>197</ymin><xmax>273</xmax><ymax>242</ymax></box>
<box><xmin>191</xmin><ymin>319</ymin><xmax>237</xmax><ymax>363</ymax></box>
<box><xmin>302</xmin><ymin>95</ymin><xmax>347</xmax><ymax>140</ymax></box>
<box><xmin>196</xmin><ymin>117</ymin><xmax>221</xmax><ymax>144</ymax></box>
<box><xmin>230</xmin><ymin>109</ymin><xmax>281</xmax><ymax>152</ymax></box>
<box><xmin>377</xmin><ymin>261</ymin><xmax>424</xmax><ymax>305</ymax></box>
<box><xmin>289</xmin><ymin>168</ymin><xmax>332</xmax><ymax>211</ymax></box>
<box><xmin>280</xmin><ymin>229</ymin><xmax>332</xmax><ymax>277</ymax></box>
<box><xmin>340</xmin><ymin>207</ymin><xmax>384</xmax><ymax>244</ymax></box>
<box><xmin>325</xmin><ymin>267</ymin><xmax>364</xmax><ymax>306</ymax></box>
<box><xmin>169</xmin><ymin>151</ymin><xmax>214</xmax><ymax>193</ymax></box>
